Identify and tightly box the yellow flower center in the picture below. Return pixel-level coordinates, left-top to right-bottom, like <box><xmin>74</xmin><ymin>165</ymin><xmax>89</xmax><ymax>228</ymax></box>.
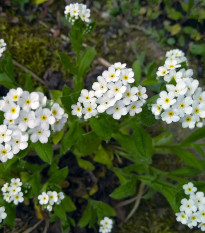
<box><xmin>110</xmin><ymin>74</ymin><xmax>115</xmax><ymax>79</ymax></box>
<box><xmin>131</xmin><ymin>105</ymin><xmax>136</xmax><ymax>110</ymax></box>
<box><xmin>180</xmin><ymin>104</ymin><xmax>185</xmax><ymax>108</ymax></box>
<box><xmin>13</xmin><ymin>95</ymin><xmax>18</xmax><ymax>100</ymax></box>
<box><xmin>37</xmin><ymin>130</ymin><xmax>42</xmax><ymax>135</ymax></box>
<box><xmin>126</xmin><ymin>92</ymin><xmax>131</xmax><ymax>97</ymax></box>
<box><xmin>1</xmin><ymin>133</ymin><xmax>5</xmax><ymax>137</ymax></box>
<box><xmin>164</xmin><ymin>98</ymin><xmax>170</xmax><ymax>103</ymax></box>
<box><xmin>162</xmin><ymin>70</ymin><xmax>167</xmax><ymax>75</ymax></box>
<box><xmin>168</xmin><ymin>111</ymin><xmax>174</xmax><ymax>116</ymax></box>
<box><xmin>123</xmin><ymin>75</ymin><xmax>128</xmax><ymax>80</ymax></box>
<box><xmin>138</xmin><ymin>92</ymin><xmax>142</xmax><ymax>97</ymax></box>
<box><xmin>77</xmin><ymin>107</ymin><xmax>81</xmax><ymax>112</ymax></box>
<box><xmin>115</xmin><ymin>107</ymin><xmax>119</xmax><ymax>111</ymax></box>
<box><xmin>186</xmin><ymin>117</ymin><xmax>191</xmax><ymax>122</ymax></box>
<box><xmin>10</xmin><ymin>108</ymin><xmax>16</xmax><ymax>113</ymax></box>
<box><xmin>1</xmin><ymin>150</ymin><xmax>7</xmax><ymax>155</ymax></box>
<box><xmin>114</xmin><ymin>88</ymin><xmax>119</xmax><ymax>92</ymax></box>
<box><xmin>169</xmin><ymin>65</ymin><xmax>174</xmax><ymax>69</ymax></box>
<box><xmin>87</xmin><ymin>107</ymin><xmax>92</xmax><ymax>112</ymax></box>
<box><xmin>194</xmin><ymin>108</ymin><xmax>199</xmax><ymax>114</ymax></box>
<box><xmin>25</xmin><ymin>99</ymin><xmax>31</xmax><ymax>105</ymax></box>
<box><xmin>52</xmin><ymin>110</ymin><xmax>57</xmax><ymax>115</ymax></box>
<box><xmin>41</xmin><ymin>115</ymin><xmax>47</xmax><ymax>121</ymax></box>
<box><xmin>24</xmin><ymin>117</ymin><xmax>28</xmax><ymax>122</ymax></box>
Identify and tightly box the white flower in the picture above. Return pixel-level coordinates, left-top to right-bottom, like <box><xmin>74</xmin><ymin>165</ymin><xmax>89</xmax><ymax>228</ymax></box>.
<box><xmin>8</xmin><ymin>186</ymin><xmax>21</xmax><ymax>196</ymax></box>
<box><xmin>127</xmin><ymin>101</ymin><xmax>143</xmax><ymax>116</ymax></box>
<box><xmin>92</xmin><ymin>76</ymin><xmax>108</xmax><ymax>98</ymax></box>
<box><xmin>191</xmin><ymin>192</ymin><xmax>205</xmax><ymax>211</ymax></box>
<box><xmin>106</xmin><ymin>101</ymin><xmax>127</xmax><ymax>120</ymax></box>
<box><xmin>122</xmin><ymin>86</ymin><xmax>138</xmax><ymax>105</ymax></box>
<box><xmin>161</xmin><ymin>108</ymin><xmax>180</xmax><ymax>124</ymax></box>
<box><xmin>120</xmin><ymin>68</ymin><xmax>135</xmax><ymax>85</ymax></box>
<box><xmin>113</xmin><ymin>62</ymin><xmax>126</xmax><ymax>70</ymax></box>
<box><xmin>29</xmin><ymin>126</ymin><xmax>51</xmax><ymax>144</ymax></box>
<box><xmin>47</xmin><ymin>191</ymin><xmax>58</xmax><ymax>205</ymax></box>
<box><xmin>181</xmin><ymin>69</ymin><xmax>194</xmax><ymax>79</ymax></box>
<box><xmin>166</xmin><ymin>81</ymin><xmax>187</xmax><ymax>97</ymax></box>
<box><xmin>51</xmin><ymin>103</ymin><xmax>65</xmax><ymax>120</ymax></box>
<box><xmin>71</xmin><ymin>103</ymin><xmax>83</xmax><ymax>117</ymax></box>
<box><xmin>183</xmin><ymin>182</ymin><xmax>197</xmax><ymax>195</ymax></box>
<box><xmin>37</xmin><ymin>92</ymin><xmax>47</xmax><ymax>107</ymax></box>
<box><xmin>7</xmin><ymin>88</ymin><xmax>23</xmax><ymax>102</ymax></box>
<box><xmin>17</xmin><ymin>110</ymin><xmax>37</xmax><ymax>131</ymax></box>
<box><xmin>193</xmin><ymin>88</ymin><xmax>205</xmax><ymax>103</ymax></box>
<box><xmin>11</xmin><ymin>130</ymin><xmax>28</xmax><ymax>154</ymax></box>
<box><xmin>38</xmin><ymin>192</ymin><xmax>49</xmax><ymax>205</ymax></box>
<box><xmin>1</xmin><ymin>183</ymin><xmax>9</xmax><ymax>193</ymax></box>
<box><xmin>136</xmin><ymin>86</ymin><xmax>147</xmax><ymax>103</ymax></box>
<box><xmin>12</xmin><ymin>192</ymin><xmax>24</xmax><ymax>205</ymax></box>
<box><xmin>181</xmin><ymin>115</ymin><xmax>198</xmax><ymax>129</ymax></box>
<box><xmin>173</xmin><ymin>96</ymin><xmax>193</xmax><ymax>117</ymax></box>
<box><xmin>100</xmin><ymin>217</ymin><xmax>113</xmax><ymax>231</ymax></box>
<box><xmin>10</xmin><ymin>178</ymin><xmax>22</xmax><ymax>187</ymax></box>
<box><xmin>165</xmin><ymin>59</ymin><xmax>181</xmax><ymax>70</ymax></box>
<box><xmin>176</xmin><ymin>212</ymin><xmax>188</xmax><ymax>224</ymax></box>
<box><xmin>97</xmin><ymin>94</ymin><xmax>116</xmax><ymax>113</ymax></box>
<box><xmin>187</xmin><ymin>213</ymin><xmax>199</xmax><ymax>228</ymax></box>
<box><xmin>35</xmin><ymin>108</ymin><xmax>55</xmax><ymax>129</ymax></box>
<box><xmin>151</xmin><ymin>104</ymin><xmax>162</xmax><ymax>116</ymax></box>
<box><xmin>102</xmin><ymin>66</ymin><xmax>120</xmax><ymax>82</ymax></box>
<box><xmin>82</xmin><ymin>102</ymin><xmax>97</xmax><ymax>120</ymax></box>
<box><xmin>156</xmin><ymin>66</ymin><xmax>169</xmax><ymax>77</ymax></box>
<box><xmin>0</xmin><ymin>125</ymin><xmax>12</xmax><ymax>143</ymax></box>
<box><xmin>0</xmin><ymin>144</ymin><xmax>14</xmax><ymax>162</ymax></box>
<box><xmin>51</xmin><ymin>113</ymin><xmax>68</xmax><ymax>132</ymax></box>
<box><xmin>3</xmin><ymin>193</ymin><xmax>11</xmax><ymax>203</ymax></box>
<box><xmin>4</xmin><ymin>103</ymin><xmax>20</xmax><ymax>120</ymax></box>
<box><xmin>18</xmin><ymin>91</ymin><xmax>40</xmax><ymax>111</ymax></box>
<box><xmin>198</xmin><ymin>210</ymin><xmax>205</xmax><ymax>223</ymax></box>
<box><xmin>47</xmin><ymin>204</ymin><xmax>53</xmax><ymax>212</ymax></box>
<box><xmin>56</xmin><ymin>192</ymin><xmax>65</xmax><ymax>205</ymax></box>
<box><xmin>99</xmin><ymin>226</ymin><xmax>109</xmax><ymax>233</ymax></box>
<box><xmin>78</xmin><ymin>89</ymin><xmax>96</xmax><ymax>103</ymax></box>
<box><xmin>192</xmin><ymin>101</ymin><xmax>205</xmax><ymax>118</ymax></box>
<box><xmin>164</xmin><ymin>70</ymin><xmax>182</xmax><ymax>83</ymax></box>
<box><xmin>199</xmin><ymin>222</ymin><xmax>205</xmax><ymax>231</ymax></box>
<box><xmin>0</xmin><ymin>206</ymin><xmax>7</xmax><ymax>223</ymax></box>
<box><xmin>184</xmin><ymin>78</ymin><xmax>199</xmax><ymax>96</ymax></box>
<box><xmin>107</xmin><ymin>81</ymin><xmax>126</xmax><ymax>100</ymax></box>
<box><xmin>157</xmin><ymin>91</ymin><xmax>176</xmax><ymax>109</ymax></box>
<box><xmin>180</xmin><ymin>198</ymin><xmax>197</xmax><ymax>215</ymax></box>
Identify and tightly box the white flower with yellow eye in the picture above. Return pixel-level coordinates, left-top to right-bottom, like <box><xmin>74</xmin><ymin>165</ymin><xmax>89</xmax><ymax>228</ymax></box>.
<box><xmin>127</xmin><ymin>101</ymin><xmax>143</xmax><ymax>116</ymax></box>
<box><xmin>97</xmin><ymin>94</ymin><xmax>116</xmax><ymax>113</ymax></box>
<box><xmin>137</xmin><ymin>86</ymin><xmax>148</xmax><ymax>103</ymax></box>
<box><xmin>10</xmin><ymin>178</ymin><xmax>22</xmax><ymax>187</ymax></box>
<box><xmin>79</xmin><ymin>8</ymin><xmax>90</xmax><ymax>22</ymax></box>
<box><xmin>0</xmin><ymin>144</ymin><xmax>14</xmax><ymax>162</ymax></box>
<box><xmin>38</xmin><ymin>192</ymin><xmax>49</xmax><ymax>205</ymax></box>
<box><xmin>187</xmin><ymin>213</ymin><xmax>199</xmax><ymax>228</ymax></box>
<box><xmin>71</xmin><ymin>102</ymin><xmax>83</xmax><ymax>117</ymax></box>
<box><xmin>161</xmin><ymin>108</ymin><xmax>180</xmax><ymax>124</ymax></box>
<box><xmin>11</xmin><ymin>130</ymin><xmax>28</xmax><ymax>154</ymax></box>
<box><xmin>184</xmin><ymin>78</ymin><xmax>199</xmax><ymax>96</ymax></box>
<box><xmin>78</xmin><ymin>89</ymin><xmax>96</xmax><ymax>104</ymax></box>
<box><xmin>199</xmin><ymin>222</ymin><xmax>205</xmax><ymax>231</ymax></box>
<box><xmin>122</xmin><ymin>86</ymin><xmax>138</xmax><ymax>105</ymax></box>
<box><xmin>181</xmin><ymin>115</ymin><xmax>198</xmax><ymax>129</ymax></box>
<box><xmin>180</xmin><ymin>198</ymin><xmax>197</xmax><ymax>215</ymax></box>
<box><xmin>173</xmin><ymin>96</ymin><xmax>193</xmax><ymax>117</ymax></box>
<box><xmin>92</xmin><ymin>76</ymin><xmax>108</xmax><ymax>98</ymax></box>
<box><xmin>113</xmin><ymin>62</ymin><xmax>126</xmax><ymax>70</ymax></box>
<box><xmin>29</xmin><ymin>126</ymin><xmax>51</xmax><ymax>144</ymax></box>
<box><xmin>82</xmin><ymin>102</ymin><xmax>97</xmax><ymax>120</ymax></box>
<box><xmin>190</xmin><ymin>192</ymin><xmax>205</xmax><ymax>211</ymax></box>
<box><xmin>17</xmin><ymin>110</ymin><xmax>37</xmax><ymax>131</ymax></box>
<box><xmin>176</xmin><ymin>212</ymin><xmax>188</xmax><ymax>224</ymax></box>
<box><xmin>107</xmin><ymin>81</ymin><xmax>126</xmax><ymax>100</ymax></box>
<box><xmin>12</xmin><ymin>192</ymin><xmax>24</xmax><ymax>205</ymax></box>
<box><xmin>0</xmin><ymin>125</ymin><xmax>12</xmax><ymax>143</ymax></box>
<box><xmin>152</xmin><ymin>104</ymin><xmax>162</xmax><ymax>116</ymax></box>
<box><xmin>193</xmin><ymin>88</ymin><xmax>205</xmax><ymax>103</ymax></box>
<box><xmin>18</xmin><ymin>91</ymin><xmax>40</xmax><ymax>111</ymax></box>
<box><xmin>56</xmin><ymin>192</ymin><xmax>65</xmax><ymax>205</ymax></box>
<box><xmin>102</xmin><ymin>66</ymin><xmax>120</xmax><ymax>83</ymax></box>
<box><xmin>120</xmin><ymin>68</ymin><xmax>135</xmax><ymax>85</ymax></box>
<box><xmin>8</xmin><ymin>186</ymin><xmax>21</xmax><ymax>196</ymax></box>
<box><xmin>47</xmin><ymin>191</ymin><xmax>58</xmax><ymax>205</ymax></box>
<box><xmin>51</xmin><ymin>103</ymin><xmax>65</xmax><ymax>120</ymax></box>
<box><xmin>1</xmin><ymin>183</ymin><xmax>9</xmax><ymax>193</ymax></box>
<box><xmin>106</xmin><ymin>101</ymin><xmax>127</xmax><ymax>120</ymax></box>
<box><xmin>7</xmin><ymin>88</ymin><xmax>23</xmax><ymax>102</ymax></box>
<box><xmin>165</xmin><ymin>59</ymin><xmax>181</xmax><ymax>70</ymax></box>
<box><xmin>3</xmin><ymin>193</ymin><xmax>11</xmax><ymax>203</ymax></box>
<box><xmin>192</xmin><ymin>101</ymin><xmax>205</xmax><ymax>119</ymax></box>
<box><xmin>51</xmin><ymin>113</ymin><xmax>68</xmax><ymax>132</ymax></box>
<box><xmin>166</xmin><ymin>81</ymin><xmax>187</xmax><ymax>97</ymax></box>
<box><xmin>4</xmin><ymin>103</ymin><xmax>20</xmax><ymax>120</ymax></box>
<box><xmin>156</xmin><ymin>66</ymin><xmax>169</xmax><ymax>77</ymax></box>
<box><xmin>183</xmin><ymin>182</ymin><xmax>197</xmax><ymax>195</ymax></box>
<box><xmin>35</xmin><ymin>108</ymin><xmax>55</xmax><ymax>129</ymax></box>
<box><xmin>157</xmin><ymin>91</ymin><xmax>176</xmax><ymax>109</ymax></box>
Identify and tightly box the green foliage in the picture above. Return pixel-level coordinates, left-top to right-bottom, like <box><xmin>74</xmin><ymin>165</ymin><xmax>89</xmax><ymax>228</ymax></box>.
<box><xmin>33</xmin><ymin>141</ymin><xmax>53</xmax><ymax>164</ymax></box>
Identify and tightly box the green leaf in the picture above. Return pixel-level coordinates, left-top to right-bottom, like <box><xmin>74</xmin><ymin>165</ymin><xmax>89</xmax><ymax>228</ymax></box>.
<box><xmin>30</xmin><ymin>172</ymin><xmax>41</xmax><ymax>196</ymax></box>
<box><xmin>190</xmin><ymin>43</ymin><xmax>205</xmax><ymax>56</ymax></box>
<box><xmin>132</xmin><ymin>60</ymin><xmax>141</xmax><ymax>84</ymax></box>
<box><xmin>48</xmin><ymin>167</ymin><xmax>68</xmax><ymax>184</ymax></box>
<box><xmin>89</xmin><ymin>115</ymin><xmax>113</xmax><ymax>141</ymax></box>
<box><xmin>181</xmin><ymin>126</ymin><xmax>205</xmax><ymax>144</ymax></box>
<box><xmin>33</xmin><ymin>141</ymin><xmax>53</xmax><ymax>164</ymax></box>
<box><xmin>70</xmin><ymin>25</ymin><xmax>83</xmax><ymax>53</ymax></box>
<box><xmin>76</xmin><ymin>157</ymin><xmax>95</xmax><ymax>170</ymax></box>
<box><xmin>132</xmin><ymin>124</ymin><xmax>153</xmax><ymax>164</ymax></box>
<box><xmin>168</xmin><ymin>166</ymin><xmax>203</xmax><ymax>177</ymax></box>
<box><xmin>110</xmin><ymin>176</ymin><xmax>137</xmax><ymax>199</ymax></box>
<box><xmin>50</xmin><ymin>90</ymin><xmax>62</xmax><ymax>102</ymax></box>
<box><xmin>78</xmin><ymin>47</ymin><xmax>96</xmax><ymax>78</ymax></box>
<box><xmin>24</xmin><ymin>73</ymin><xmax>34</xmax><ymax>92</ymax></box>
<box><xmin>3</xmin><ymin>52</ymin><xmax>15</xmax><ymax>81</ymax></box>
<box><xmin>5</xmin><ymin>204</ymin><xmax>16</xmax><ymax>228</ymax></box>
<box><xmin>0</xmin><ymin>73</ymin><xmax>17</xmax><ymax>88</ymax></box>
<box><xmin>61</xmin><ymin>91</ymin><xmax>81</xmax><ymax>116</ymax></box>
<box><xmin>140</xmin><ymin>104</ymin><xmax>156</xmax><ymax>126</ymax></box>
<box><xmin>60</xmin><ymin>121</ymin><xmax>84</xmax><ymax>155</ymax></box>
<box><xmin>153</xmin><ymin>132</ymin><xmax>173</xmax><ymax>147</ymax></box>
<box><xmin>52</xmin><ymin>130</ymin><xmax>64</xmax><ymax>145</ymax></box>
<box><xmin>58</xmin><ymin>52</ymin><xmax>76</xmax><ymax>75</ymax></box>
<box><xmin>170</xmin><ymin>147</ymin><xmax>203</xmax><ymax>170</ymax></box>
<box><xmin>90</xmin><ymin>200</ymin><xmax>116</xmax><ymax>223</ymax></box>
<box><xmin>78</xmin><ymin>202</ymin><xmax>92</xmax><ymax>228</ymax></box>
<box><xmin>94</xmin><ymin>146</ymin><xmax>113</xmax><ymax>167</ymax></box>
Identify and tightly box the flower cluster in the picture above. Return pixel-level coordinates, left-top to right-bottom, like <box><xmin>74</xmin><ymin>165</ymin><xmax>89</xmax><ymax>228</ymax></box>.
<box><xmin>0</xmin><ymin>88</ymin><xmax>67</xmax><ymax>162</ymax></box>
<box><xmin>72</xmin><ymin>63</ymin><xmax>147</xmax><ymax>120</ymax></box>
<box><xmin>1</xmin><ymin>178</ymin><xmax>24</xmax><ymax>205</ymax></box>
<box><xmin>38</xmin><ymin>191</ymin><xmax>65</xmax><ymax>212</ymax></box>
<box><xmin>156</xmin><ymin>49</ymin><xmax>187</xmax><ymax>81</ymax></box>
<box><xmin>176</xmin><ymin>182</ymin><xmax>205</xmax><ymax>231</ymax></box>
<box><xmin>152</xmin><ymin>49</ymin><xmax>205</xmax><ymax>129</ymax></box>
<box><xmin>99</xmin><ymin>217</ymin><xmax>113</xmax><ymax>233</ymax></box>
<box><xmin>64</xmin><ymin>3</ymin><xmax>90</xmax><ymax>24</ymax></box>
<box><xmin>0</xmin><ymin>39</ymin><xmax>6</xmax><ymax>58</ymax></box>
<box><xmin>0</xmin><ymin>207</ymin><xmax>7</xmax><ymax>224</ymax></box>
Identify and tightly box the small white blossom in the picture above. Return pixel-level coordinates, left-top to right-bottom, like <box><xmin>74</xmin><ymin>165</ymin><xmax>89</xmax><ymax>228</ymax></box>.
<box><xmin>0</xmin><ymin>206</ymin><xmax>7</xmax><ymax>223</ymax></box>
